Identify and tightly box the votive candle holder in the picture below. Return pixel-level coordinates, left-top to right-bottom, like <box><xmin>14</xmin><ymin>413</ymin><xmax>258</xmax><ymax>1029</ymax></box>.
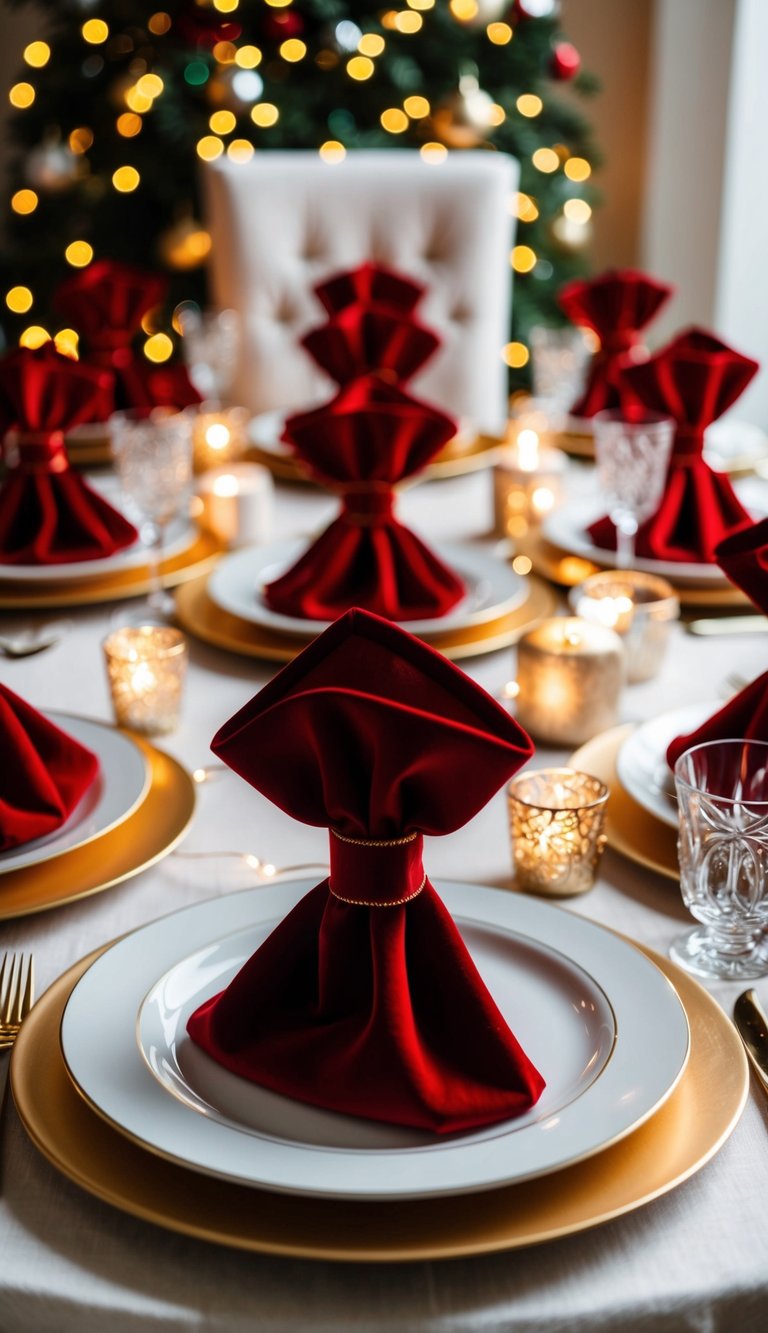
<box><xmin>508</xmin><ymin>767</ymin><xmax>609</xmax><ymax>897</ymax></box>
<box><xmin>103</xmin><ymin>624</ymin><xmax>188</xmax><ymax>735</ymax></box>
<box><xmin>569</xmin><ymin>570</ymin><xmax>680</xmax><ymax>683</ymax></box>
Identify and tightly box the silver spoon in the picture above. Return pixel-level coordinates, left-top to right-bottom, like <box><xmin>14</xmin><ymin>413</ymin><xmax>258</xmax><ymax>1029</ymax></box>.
<box><xmin>0</xmin><ymin>621</ymin><xmax>72</xmax><ymax>659</ymax></box>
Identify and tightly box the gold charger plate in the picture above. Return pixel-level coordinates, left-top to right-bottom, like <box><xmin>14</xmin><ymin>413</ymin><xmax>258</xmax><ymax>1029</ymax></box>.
<box><xmin>0</xmin><ymin>736</ymin><xmax>196</xmax><ymax>919</ymax></box>
<box><xmin>571</xmin><ymin>724</ymin><xmax>678</xmax><ymax>881</ymax></box>
<box><xmin>11</xmin><ymin>942</ymin><xmax>747</xmax><ymax>1261</ymax></box>
<box><xmin>516</xmin><ymin>531</ymin><xmax>749</xmax><ymax>611</ymax></box>
<box><xmin>175</xmin><ymin>574</ymin><xmax>556</xmax><ymax>662</ymax></box>
<box><xmin>245</xmin><ymin>432</ymin><xmax>505</xmax><ymax>486</ymax></box>
<box><xmin>0</xmin><ymin>528</ymin><xmax>225</xmax><ymax>609</ymax></box>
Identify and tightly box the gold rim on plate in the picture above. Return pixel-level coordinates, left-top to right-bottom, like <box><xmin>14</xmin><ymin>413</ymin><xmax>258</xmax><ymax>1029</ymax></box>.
<box><xmin>245</xmin><ymin>432</ymin><xmax>505</xmax><ymax>486</ymax></box>
<box><xmin>571</xmin><ymin>724</ymin><xmax>679</xmax><ymax>881</ymax></box>
<box><xmin>515</xmin><ymin>531</ymin><xmax>749</xmax><ymax>609</ymax></box>
<box><xmin>0</xmin><ymin>528</ymin><xmax>226</xmax><ymax>609</ymax></box>
<box><xmin>0</xmin><ymin>736</ymin><xmax>196</xmax><ymax>919</ymax></box>
<box><xmin>10</xmin><ymin>941</ymin><xmax>747</xmax><ymax>1262</ymax></box>
<box><xmin>175</xmin><ymin>574</ymin><xmax>557</xmax><ymax>662</ymax></box>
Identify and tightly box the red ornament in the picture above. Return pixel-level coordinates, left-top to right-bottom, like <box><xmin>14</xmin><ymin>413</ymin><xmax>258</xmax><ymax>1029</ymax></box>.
<box><xmin>549</xmin><ymin>41</ymin><xmax>581</xmax><ymax>81</ymax></box>
<box><xmin>262</xmin><ymin>9</ymin><xmax>304</xmax><ymax>41</ymax></box>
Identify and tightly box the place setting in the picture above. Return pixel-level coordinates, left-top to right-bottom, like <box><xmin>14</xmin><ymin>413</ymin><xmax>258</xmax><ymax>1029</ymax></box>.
<box><xmin>9</xmin><ymin>609</ymin><xmax>749</xmax><ymax>1260</ymax></box>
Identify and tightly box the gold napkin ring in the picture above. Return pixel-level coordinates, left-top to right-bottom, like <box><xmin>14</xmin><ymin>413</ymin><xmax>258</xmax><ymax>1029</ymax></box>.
<box><xmin>328</xmin><ymin>828</ymin><xmax>425</xmax><ymax>907</ymax></box>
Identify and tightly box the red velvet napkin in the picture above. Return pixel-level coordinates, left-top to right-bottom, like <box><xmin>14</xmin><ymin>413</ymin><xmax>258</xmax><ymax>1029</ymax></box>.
<box><xmin>187</xmin><ymin>608</ymin><xmax>544</xmax><ymax>1133</ymax></box>
<box><xmin>0</xmin><ymin>345</ymin><xmax>138</xmax><ymax>564</ymax></box>
<box><xmin>558</xmin><ymin>269</ymin><xmax>674</xmax><ymax>416</ymax></box>
<box><xmin>264</xmin><ymin>377</ymin><xmax>465</xmax><ymax>621</ymax></box>
<box><xmin>301</xmin><ymin>303</ymin><xmax>441</xmax><ymax>386</ymax></box>
<box><xmin>667</xmin><ymin>518</ymin><xmax>768</xmax><ymax>766</ymax></box>
<box><xmin>314</xmin><ymin>261</ymin><xmax>426</xmax><ymax>317</ymax></box>
<box><xmin>53</xmin><ymin>259</ymin><xmax>201</xmax><ymax>414</ymax></box>
<box><xmin>587</xmin><ymin>328</ymin><xmax>759</xmax><ymax>563</ymax></box>
<box><xmin>0</xmin><ymin>683</ymin><xmax>99</xmax><ymax>852</ymax></box>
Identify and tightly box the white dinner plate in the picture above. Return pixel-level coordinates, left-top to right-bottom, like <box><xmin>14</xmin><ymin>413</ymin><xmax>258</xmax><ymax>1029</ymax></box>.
<box><xmin>207</xmin><ymin>540</ymin><xmax>526</xmax><ymax>637</ymax></box>
<box><xmin>543</xmin><ymin>497</ymin><xmax>738</xmax><ymax>585</ymax></box>
<box><xmin>0</xmin><ymin>516</ymin><xmax>195</xmax><ymax>584</ymax></box>
<box><xmin>61</xmin><ymin>880</ymin><xmax>690</xmax><ymax>1201</ymax></box>
<box><xmin>0</xmin><ymin>713</ymin><xmax>150</xmax><ymax>874</ymax></box>
<box><xmin>616</xmin><ymin>702</ymin><xmax>718</xmax><ymax>829</ymax></box>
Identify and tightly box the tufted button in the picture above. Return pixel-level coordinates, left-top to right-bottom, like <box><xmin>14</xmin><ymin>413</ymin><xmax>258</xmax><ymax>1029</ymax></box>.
<box><xmin>451</xmin><ymin>305</ymin><xmax>473</xmax><ymax>323</ymax></box>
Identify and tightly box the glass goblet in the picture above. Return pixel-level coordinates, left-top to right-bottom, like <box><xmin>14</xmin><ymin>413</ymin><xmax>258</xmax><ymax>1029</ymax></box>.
<box><xmin>178</xmin><ymin>306</ymin><xmax>240</xmax><ymax>403</ymax></box>
<box><xmin>529</xmin><ymin>324</ymin><xmax>589</xmax><ymax>416</ymax></box>
<box><xmin>672</xmin><ymin>739</ymin><xmax>768</xmax><ymax>981</ymax></box>
<box><xmin>109</xmin><ymin>409</ymin><xmax>194</xmax><ymax>620</ymax></box>
<box><xmin>592</xmin><ymin>410</ymin><xmax>674</xmax><ymax>568</ymax></box>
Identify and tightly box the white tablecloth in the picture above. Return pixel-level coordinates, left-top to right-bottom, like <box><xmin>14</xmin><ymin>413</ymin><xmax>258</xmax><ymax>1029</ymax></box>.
<box><xmin>2</xmin><ymin>465</ymin><xmax>768</xmax><ymax>1333</ymax></box>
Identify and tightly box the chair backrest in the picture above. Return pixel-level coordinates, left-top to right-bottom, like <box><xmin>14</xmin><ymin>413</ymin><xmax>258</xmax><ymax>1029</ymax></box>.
<box><xmin>203</xmin><ymin>151</ymin><xmax>518</xmax><ymax>434</ymax></box>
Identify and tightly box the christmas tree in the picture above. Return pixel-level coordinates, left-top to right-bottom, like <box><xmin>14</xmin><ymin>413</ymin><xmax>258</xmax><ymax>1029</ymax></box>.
<box><xmin>1</xmin><ymin>0</ymin><xmax>599</xmax><ymax>381</ymax></box>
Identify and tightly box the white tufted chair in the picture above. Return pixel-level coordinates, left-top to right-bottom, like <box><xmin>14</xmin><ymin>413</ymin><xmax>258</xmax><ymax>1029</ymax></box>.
<box><xmin>202</xmin><ymin>151</ymin><xmax>519</xmax><ymax>435</ymax></box>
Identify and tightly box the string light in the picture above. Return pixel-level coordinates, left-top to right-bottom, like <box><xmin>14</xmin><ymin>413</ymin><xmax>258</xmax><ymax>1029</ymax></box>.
<box><xmin>403</xmin><ymin>95</ymin><xmax>429</xmax><ymax>118</ymax></box>
<box><xmin>511</xmin><ymin>245</ymin><xmax>537</xmax><ymax>273</ymax></box>
<box><xmin>82</xmin><ymin>20</ymin><xmax>109</xmax><ymax>44</ymax></box>
<box><xmin>19</xmin><ymin>326</ymin><xmax>51</xmax><ymax>349</ymax></box>
<box><xmin>11</xmin><ymin>189</ymin><xmax>37</xmax><ymax>214</ymax></box>
<box><xmin>487</xmin><ymin>22</ymin><xmax>513</xmax><ymax>44</ymax></box>
<box><xmin>381</xmin><ymin>108</ymin><xmax>408</xmax><ymax>134</ymax></box>
<box><xmin>394</xmin><ymin>11</ymin><xmax>422</xmax><ymax>32</ymax></box>
<box><xmin>564</xmin><ymin>198</ymin><xmax>592</xmax><ymax>223</ymax></box>
<box><xmin>23</xmin><ymin>42</ymin><xmax>50</xmax><ymax>68</ymax></box>
<box><xmin>9</xmin><ymin>83</ymin><xmax>35</xmax><ymax>108</ymax></box>
<box><xmin>227</xmin><ymin>139</ymin><xmax>254</xmax><ymax>162</ymax></box>
<box><xmin>112</xmin><ymin>165</ymin><xmax>140</xmax><ymax>192</ymax></box>
<box><xmin>503</xmin><ymin>342</ymin><xmax>529</xmax><ymax>369</ymax></box>
<box><xmin>420</xmin><ymin>142</ymin><xmax>447</xmax><ymax>163</ymax></box>
<box><xmin>196</xmin><ymin>135</ymin><xmax>224</xmax><ymax>160</ymax></box>
<box><xmin>124</xmin><ymin>86</ymin><xmax>153</xmax><ymax>113</ymax></box>
<box><xmin>358</xmin><ymin>34</ymin><xmax>385</xmax><ymax>56</ymax></box>
<box><xmin>209</xmin><ymin>110</ymin><xmax>236</xmax><ymax>134</ymax></box>
<box><xmin>280</xmin><ymin>39</ymin><xmax>307</xmax><ymax>62</ymax></box>
<box><xmin>347</xmin><ymin>56</ymin><xmax>374</xmax><ymax>80</ymax></box>
<box><xmin>65</xmin><ymin>240</ymin><xmax>94</xmax><ymax>267</ymax></box>
<box><xmin>54</xmin><ymin>328</ymin><xmax>79</xmax><ymax>358</ymax></box>
<box><xmin>449</xmin><ymin>0</ymin><xmax>477</xmax><ymax>20</ymax></box>
<box><xmin>148</xmin><ymin>13</ymin><xmax>172</xmax><ymax>36</ymax></box>
<box><xmin>565</xmin><ymin>157</ymin><xmax>591</xmax><ymax>181</ymax></box>
<box><xmin>532</xmin><ymin>147</ymin><xmax>559</xmax><ymax>173</ymax></box>
<box><xmin>116</xmin><ymin>113</ymin><xmax>142</xmax><ymax>138</ymax></box>
<box><xmin>515</xmin><ymin>192</ymin><xmax>539</xmax><ymax>222</ymax></box>
<box><xmin>212</xmin><ymin>0</ymin><xmax>239</xmax><ymax>12</ymax></box>
<box><xmin>5</xmin><ymin>286</ymin><xmax>33</xmax><ymax>313</ymax></box>
<box><xmin>250</xmin><ymin>103</ymin><xmax>279</xmax><ymax>127</ymax></box>
<box><xmin>69</xmin><ymin>127</ymin><xmax>94</xmax><ymax>153</ymax></box>
<box><xmin>235</xmin><ymin>46</ymin><xmax>262</xmax><ymax>68</ymax></box>
<box><xmin>144</xmin><ymin>332</ymin><xmax>173</xmax><ymax>362</ymax></box>
<box><xmin>408</xmin><ymin>0</ymin><xmax>435</xmax><ymax>9</ymax></box>
<box><xmin>137</xmin><ymin>73</ymin><xmax>164</xmax><ymax>99</ymax></box>
<box><xmin>212</xmin><ymin>42</ymin><xmax>237</xmax><ymax>63</ymax></box>
<box><xmin>517</xmin><ymin>94</ymin><xmax>542</xmax><ymax>118</ymax></box>
<box><xmin>319</xmin><ymin>140</ymin><xmax>346</xmax><ymax>162</ymax></box>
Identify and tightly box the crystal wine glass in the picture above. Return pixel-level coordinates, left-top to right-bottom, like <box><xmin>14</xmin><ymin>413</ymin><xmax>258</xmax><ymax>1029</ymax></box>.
<box><xmin>592</xmin><ymin>409</ymin><xmax>675</xmax><ymax>568</ymax></box>
<box><xmin>178</xmin><ymin>306</ymin><xmax>240</xmax><ymax>403</ymax></box>
<box><xmin>673</xmin><ymin>739</ymin><xmax>768</xmax><ymax>980</ymax></box>
<box><xmin>109</xmin><ymin>409</ymin><xmax>194</xmax><ymax>620</ymax></box>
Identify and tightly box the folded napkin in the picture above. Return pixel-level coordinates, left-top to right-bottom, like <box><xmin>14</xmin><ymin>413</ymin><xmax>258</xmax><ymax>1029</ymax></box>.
<box><xmin>264</xmin><ymin>376</ymin><xmax>465</xmax><ymax>621</ymax></box>
<box><xmin>53</xmin><ymin>259</ymin><xmax>201</xmax><ymax>415</ymax></box>
<box><xmin>0</xmin><ymin>683</ymin><xmax>99</xmax><ymax>852</ymax></box>
<box><xmin>587</xmin><ymin>328</ymin><xmax>758</xmax><ymax>563</ymax></box>
<box><xmin>0</xmin><ymin>345</ymin><xmax>138</xmax><ymax>564</ymax></box>
<box><xmin>314</xmin><ymin>261</ymin><xmax>426</xmax><ymax>317</ymax></box>
<box><xmin>558</xmin><ymin>268</ymin><xmax>674</xmax><ymax>416</ymax></box>
<box><xmin>667</xmin><ymin>518</ymin><xmax>768</xmax><ymax>767</ymax></box>
<box><xmin>301</xmin><ymin>303</ymin><xmax>440</xmax><ymax>386</ymax></box>
<box><xmin>188</xmin><ymin>608</ymin><xmax>544</xmax><ymax>1133</ymax></box>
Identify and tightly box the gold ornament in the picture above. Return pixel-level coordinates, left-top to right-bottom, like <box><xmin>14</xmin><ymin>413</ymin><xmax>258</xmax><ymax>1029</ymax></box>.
<box><xmin>157</xmin><ymin>217</ymin><xmax>212</xmax><ymax>271</ymax></box>
<box><xmin>430</xmin><ymin>76</ymin><xmax>496</xmax><ymax>148</ymax></box>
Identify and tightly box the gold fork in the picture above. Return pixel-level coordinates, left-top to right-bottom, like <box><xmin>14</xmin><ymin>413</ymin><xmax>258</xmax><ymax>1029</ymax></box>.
<box><xmin>0</xmin><ymin>953</ymin><xmax>34</xmax><ymax>1157</ymax></box>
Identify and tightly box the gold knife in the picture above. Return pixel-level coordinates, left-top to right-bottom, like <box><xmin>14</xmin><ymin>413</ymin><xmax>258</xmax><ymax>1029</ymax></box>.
<box><xmin>733</xmin><ymin>989</ymin><xmax>768</xmax><ymax>1096</ymax></box>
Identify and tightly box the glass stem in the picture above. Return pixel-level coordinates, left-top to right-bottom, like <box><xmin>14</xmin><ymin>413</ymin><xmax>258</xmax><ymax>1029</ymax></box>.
<box><xmin>615</xmin><ymin>514</ymin><xmax>639</xmax><ymax>569</ymax></box>
<box><xmin>146</xmin><ymin>522</ymin><xmax>166</xmax><ymax>614</ymax></box>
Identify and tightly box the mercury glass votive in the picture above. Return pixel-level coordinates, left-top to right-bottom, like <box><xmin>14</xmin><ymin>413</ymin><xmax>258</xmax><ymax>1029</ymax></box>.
<box><xmin>196</xmin><ymin>462</ymin><xmax>274</xmax><ymax>548</ymax></box>
<box><xmin>192</xmin><ymin>403</ymin><xmax>250</xmax><ymax>472</ymax></box>
<box><xmin>492</xmin><ymin>424</ymin><xmax>566</xmax><ymax>540</ymax></box>
<box><xmin>103</xmin><ymin>625</ymin><xmax>188</xmax><ymax>735</ymax></box>
<box><xmin>569</xmin><ymin>570</ymin><xmax>680</xmax><ymax>683</ymax></box>
<box><xmin>508</xmin><ymin>767</ymin><xmax>609</xmax><ymax>897</ymax></box>
<box><xmin>515</xmin><ymin>617</ymin><xmax>624</xmax><ymax>746</ymax></box>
